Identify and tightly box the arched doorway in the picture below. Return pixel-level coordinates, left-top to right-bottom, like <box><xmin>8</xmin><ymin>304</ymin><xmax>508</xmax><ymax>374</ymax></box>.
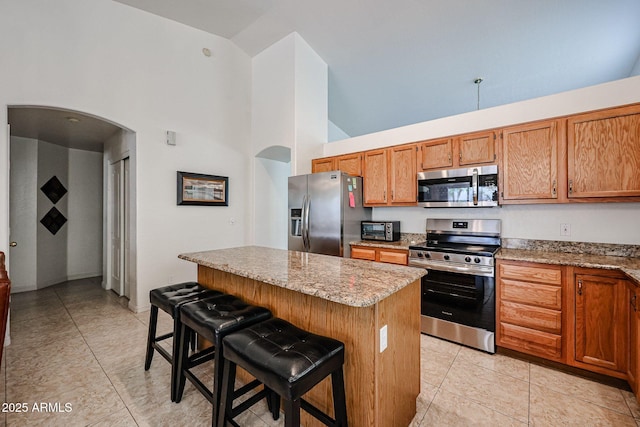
<box><xmin>7</xmin><ymin>106</ymin><xmax>136</xmax><ymax>302</ymax></box>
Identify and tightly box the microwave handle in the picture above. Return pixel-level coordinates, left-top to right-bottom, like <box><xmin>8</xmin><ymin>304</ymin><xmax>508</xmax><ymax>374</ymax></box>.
<box><xmin>472</xmin><ymin>168</ymin><xmax>478</xmax><ymax>205</ymax></box>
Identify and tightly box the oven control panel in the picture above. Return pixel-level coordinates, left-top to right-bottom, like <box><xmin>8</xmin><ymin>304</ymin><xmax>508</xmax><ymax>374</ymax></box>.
<box><xmin>408</xmin><ymin>249</ymin><xmax>495</xmax><ymax>277</ymax></box>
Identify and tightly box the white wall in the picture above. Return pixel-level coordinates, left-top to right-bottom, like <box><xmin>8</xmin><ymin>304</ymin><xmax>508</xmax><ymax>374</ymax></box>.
<box><xmin>253</xmin><ymin>157</ymin><xmax>290</xmax><ymax>249</ymax></box>
<box><xmin>329</xmin><ymin>120</ymin><xmax>350</xmax><ymax>142</ymax></box>
<box><xmin>321</xmin><ymin>76</ymin><xmax>640</xmax><ymax>245</ymax></box>
<box><xmin>37</xmin><ymin>141</ymin><xmax>68</xmax><ymax>288</ymax></box>
<box><xmin>67</xmin><ymin>148</ymin><xmax>103</xmax><ymax>280</ymax></box>
<box><xmin>0</xmin><ymin>0</ymin><xmax>252</xmax><ymax>311</ymax></box>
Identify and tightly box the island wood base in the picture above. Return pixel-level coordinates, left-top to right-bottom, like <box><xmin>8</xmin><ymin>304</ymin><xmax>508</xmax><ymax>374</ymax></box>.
<box><xmin>198</xmin><ymin>265</ymin><xmax>421</xmax><ymax>427</ymax></box>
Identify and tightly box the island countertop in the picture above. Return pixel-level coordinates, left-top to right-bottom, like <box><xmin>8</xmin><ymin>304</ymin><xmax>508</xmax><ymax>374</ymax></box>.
<box><xmin>178</xmin><ymin>245</ymin><xmax>426</xmax><ymax>308</ymax></box>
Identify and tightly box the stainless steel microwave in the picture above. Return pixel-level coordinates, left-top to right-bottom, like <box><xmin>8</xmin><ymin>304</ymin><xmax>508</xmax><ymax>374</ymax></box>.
<box><xmin>417</xmin><ymin>165</ymin><xmax>499</xmax><ymax>207</ymax></box>
<box><xmin>361</xmin><ymin>221</ymin><xmax>401</xmax><ymax>241</ymax></box>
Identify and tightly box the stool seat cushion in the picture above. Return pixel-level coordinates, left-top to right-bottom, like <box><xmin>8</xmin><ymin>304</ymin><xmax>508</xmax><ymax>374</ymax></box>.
<box><xmin>223</xmin><ymin>318</ymin><xmax>344</xmax><ymax>395</ymax></box>
<box><xmin>179</xmin><ymin>295</ymin><xmax>272</xmax><ymax>344</ymax></box>
<box><xmin>149</xmin><ymin>282</ymin><xmax>222</xmax><ymax>317</ymax></box>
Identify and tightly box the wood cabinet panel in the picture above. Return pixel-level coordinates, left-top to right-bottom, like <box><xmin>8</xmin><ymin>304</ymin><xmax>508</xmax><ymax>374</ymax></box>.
<box><xmin>567</xmin><ymin>104</ymin><xmax>640</xmax><ymax>198</ymax></box>
<box><xmin>336</xmin><ymin>153</ymin><xmax>363</xmax><ymax>176</ymax></box>
<box><xmin>501</xmin><ymin>301</ymin><xmax>562</xmax><ymax>334</ymax></box>
<box><xmin>458</xmin><ymin>130</ymin><xmax>496</xmax><ymax>165</ymax></box>
<box><xmin>501</xmin><ymin>120</ymin><xmax>561</xmax><ymax>201</ymax></box>
<box><xmin>500</xmin><ymin>279</ymin><xmax>562</xmax><ymax>310</ymax></box>
<box><xmin>499</xmin><ymin>263</ymin><xmax>562</xmax><ymax>285</ymax></box>
<box><xmin>627</xmin><ymin>282</ymin><xmax>639</xmax><ymax>394</ymax></box>
<box><xmin>417</xmin><ymin>138</ymin><xmax>453</xmax><ymax>170</ymax></box>
<box><xmin>351</xmin><ymin>246</ymin><xmax>376</xmax><ymax>261</ymax></box>
<box><xmin>363</xmin><ymin>149</ymin><xmax>388</xmax><ymax>205</ymax></box>
<box><xmin>378</xmin><ymin>249</ymin><xmax>408</xmax><ymax>266</ymax></box>
<box><xmin>389</xmin><ymin>145</ymin><xmax>416</xmax><ymax>204</ymax></box>
<box><xmin>352</xmin><ymin>246</ymin><xmax>408</xmax><ymax>266</ymax></box>
<box><xmin>499</xmin><ymin>322</ymin><xmax>563</xmax><ymax>359</ymax></box>
<box><xmin>312</xmin><ymin>157</ymin><xmax>335</xmax><ymax>173</ymax></box>
<box><xmin>574</xmin><ymin>273</ymin><xmax>628</xmax><ymax>374</ymax></box>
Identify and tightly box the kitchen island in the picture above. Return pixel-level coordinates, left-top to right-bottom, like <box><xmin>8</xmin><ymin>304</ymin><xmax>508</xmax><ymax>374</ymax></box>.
<box><xmin>179</xmin><ymin>246</ymin><xmax>426</xmax><ymax>427</ymax></box>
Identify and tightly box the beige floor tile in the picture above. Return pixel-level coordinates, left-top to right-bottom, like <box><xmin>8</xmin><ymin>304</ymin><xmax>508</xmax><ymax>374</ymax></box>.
<box><xmin>87</xmin><ymin>408</ymin><xmax>138</xmax><ymax>427</ymax></box>
<box><xmin>420</xmin><ymin>341</ymin><xmax>458</xmax><ymax>387</ymax></box>
<box><xmin>420</xmin><ymin>389</ymin><xmax>527</xmax><ymax>426</ymax></box>
<box><xmin>530</xmin><ymin>363</ymin><xmax>632</xmax><ymax>415</ymax></box>
<box><xmin>440</xmin><ymin>357</ymin><xmax>530</xmax><ymax>422</ymax></box>
<box><xmin>622</xmin><ymin>389</ymin><xmax>640</xmax><ymax>419</ymax></box>
<box><xmin>530</xmin><ymin>383</ymin><xmax>637</xmax><ymax>426</ymax></box>
<box><xmin>457</xmin><ymin>346</ymin><xmax>530</xmax><ymax>382</ymax></box>
<box><xmin>420</xmin><ymin>333</ymin><xmax>461</xmax><ymax>357</ymax></box>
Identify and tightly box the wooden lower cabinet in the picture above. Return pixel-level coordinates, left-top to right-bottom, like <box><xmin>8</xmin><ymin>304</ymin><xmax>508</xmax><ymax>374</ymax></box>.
<box><xmin>570</xmin><ymin>268</ymin><xmax>628</xmax><ymax>378</ymax></box>
<box><xmin>497</xmin><ymin>260</ymin><xmax>565</xmax><ymax>362</ymax></box>
<box><xmin>351</xmin><ymin>245</ymin><xmax>408</xmax><ymax>266</ymax></box>
<box><xmin>627</xmin><ymin>281</ymin><xmax>639</xmax><ymax>395</ymax></box>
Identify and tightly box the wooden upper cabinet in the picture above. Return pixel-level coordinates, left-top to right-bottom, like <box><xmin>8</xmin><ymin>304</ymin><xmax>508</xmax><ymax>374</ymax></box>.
<box><xmin>389</xmin><ymin>145</ymin><xmax>417</xmax><ymax>204</ymax></box>
<box><xmin>335</xmin><ymin>153</ymin><xmax>363</xmax><ymax>176</ymax></box>
<box><xmin>501</xmin><ymin>119</ymin><xmax>563</xmax><ymax>203</ymax></box>
<box><xmin>458</xmin><ymin>130</ymin><xmax>496</xmax><ymax>166</ymax></box>
<box><xmin>312</xmin><ymin>153</ymin><xmax>363</xmax><ymax>176</ymax></box>
<box><xmin>567</xmin><ymin>104</ymin><xmax>640</xmax><ymax>199</ymax></box>
<box><xmin>417</xmin><ymin>130</ymin><xmax>497</xmax><ymax>172</ymax></box>
<box><xmin>363</xmin><ymin>145</ymin><xmax>416</xmax><ymax>206</ymax></box>
<box><xmin>417</xmin><ymin>138</ymin><xmax>453</xmax><ymax>170</ymax></box>
<box><xmin>311</xmin><ymin>157</ymin><xmax>335</xmax><ymax>173</ymax></box>
<box><xmin>363</xmin><ymin>149</ymin><xmax>388</xmax><ymax>205</ymax></box>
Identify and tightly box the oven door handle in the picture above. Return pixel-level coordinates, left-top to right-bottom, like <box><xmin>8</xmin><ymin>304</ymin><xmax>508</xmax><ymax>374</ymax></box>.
<box><xmin>408</xmin><ymin>260</ymin><xmax>493</xmax><ymax>276</ymax></box>
<box><xmin>424</xmin><ymin>288</ymin><xmax>477</xmax><ymax>302</ymax></box>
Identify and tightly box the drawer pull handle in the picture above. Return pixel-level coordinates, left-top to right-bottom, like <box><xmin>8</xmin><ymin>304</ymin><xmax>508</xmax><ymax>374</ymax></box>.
<box><xmin>577</xmin><ymin>279</ymin><xmax>583</xmax><ymax>296</ymax></box>
<box><xmin>632</xmin><ymin>294</ymin><xmax>637</xmax><ymax>311</ymax></box>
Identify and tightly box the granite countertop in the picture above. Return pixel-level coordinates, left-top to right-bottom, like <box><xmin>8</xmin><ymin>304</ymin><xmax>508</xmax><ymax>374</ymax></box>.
<box><xmin>497</xmin><ymin>248</ymin><xmax>640</xmax><ymax>285</ymax></box>
<box><xmin>178</xmin><ymin>246</ymin><xmax>426</xmax><ymax>308</ymax></box>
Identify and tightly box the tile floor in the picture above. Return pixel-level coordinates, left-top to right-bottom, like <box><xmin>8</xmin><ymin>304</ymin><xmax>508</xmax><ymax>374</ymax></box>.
<box><xmin>2</xmin><ymin>277</ymin><xmax>640</xmax><ymax>426</ymax></box>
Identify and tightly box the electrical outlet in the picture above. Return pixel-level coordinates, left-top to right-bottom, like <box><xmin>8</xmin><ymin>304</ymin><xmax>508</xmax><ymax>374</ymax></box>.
<box><xmin>380</xmin><ymin>325</ymin><xmax>388</xmax><ymax>353</ymax></box>
<box><xmin>560</xmin><ymin>223</ymin><xmax>571</xmax><ymax>236</ymax></box>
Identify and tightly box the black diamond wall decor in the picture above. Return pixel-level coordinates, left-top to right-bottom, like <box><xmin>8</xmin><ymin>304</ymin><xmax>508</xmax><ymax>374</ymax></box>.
<box><xmin>40</xmin><ymin>207</ymin><xmax>67</xmax><ymax>235</ymax></box>
<box><xmin>40</xmin><ymin>176</ymin><xmax>67</xmax><ymax>204</ymax></box>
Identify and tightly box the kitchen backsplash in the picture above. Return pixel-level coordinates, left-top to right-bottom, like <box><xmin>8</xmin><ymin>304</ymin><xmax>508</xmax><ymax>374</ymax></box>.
<box><xmin>501</xmin><ymin>238</ymin><xmax>640</xmax><ymax>258</ymax></box>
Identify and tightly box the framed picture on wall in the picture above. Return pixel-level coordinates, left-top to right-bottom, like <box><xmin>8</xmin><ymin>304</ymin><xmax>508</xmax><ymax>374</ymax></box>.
<box><xmin>177</xmin><ymin>171</ymin><xmax>228</xmax><ymax>206</ymax></box>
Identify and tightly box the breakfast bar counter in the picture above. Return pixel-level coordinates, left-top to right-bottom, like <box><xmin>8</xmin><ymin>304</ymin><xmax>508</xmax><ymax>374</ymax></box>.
<box><xmin>179</xmin><ymin>246</ymin><xmax>426</xmax><ymax>427</ymax></box>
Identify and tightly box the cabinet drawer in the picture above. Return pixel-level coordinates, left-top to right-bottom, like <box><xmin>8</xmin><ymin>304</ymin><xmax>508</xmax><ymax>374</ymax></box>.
<box><xmin>500</xmin><ymin>301</ymin><xmax>561</xmax><ymax>334</ymax></box>
<box><xmin>379</xmin><ymin>249</ymin><xmax>408</xmax><ymax>265</ymax></box>
<box><xmin>351</xmin><ymin>247</ymin><xmax>376</xmax><ymax>261</ymax></box>
<box><xmin>500</xmin><ymin>279</ymin><xmax>562</xmax><ymax>310</ymax></box>
<box><xmin>499</xmin><ymin>322</ymin><xmax>562</xmax><ymax>359</ymax></box>
<box><xmin>499</xmin><ymin>263</ymin><xmax>562</xmax><ymax>285</ymax></box>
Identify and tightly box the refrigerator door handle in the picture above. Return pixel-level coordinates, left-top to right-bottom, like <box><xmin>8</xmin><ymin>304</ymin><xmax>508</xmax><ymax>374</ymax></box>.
<box><xmin>304</xmin><ymin>195</ymin><xmax>311</xmax><ymax>251</ymax></box>
<box><xmin>301</xmin><ymin>195</ymin><xmax>308</xmax><ymax>250</ymax></box>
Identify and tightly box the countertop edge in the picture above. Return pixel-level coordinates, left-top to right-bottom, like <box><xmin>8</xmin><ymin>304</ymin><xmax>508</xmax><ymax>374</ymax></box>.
<box><xmin>178</xmin><ymin>249</ymin><xmax>426</xmax><ymax>308</ymax></box>
<box><xmin>496</xmin><ymin>248</ymin><xmax>640</xmax><ymax>286</ymax></box>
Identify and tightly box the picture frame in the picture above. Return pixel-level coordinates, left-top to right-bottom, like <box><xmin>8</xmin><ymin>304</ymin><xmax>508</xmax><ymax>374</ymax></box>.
<box><xmin>177</xmin><ymin>171</ymin><xmax>228</xmax><ymax>206</ymax></box>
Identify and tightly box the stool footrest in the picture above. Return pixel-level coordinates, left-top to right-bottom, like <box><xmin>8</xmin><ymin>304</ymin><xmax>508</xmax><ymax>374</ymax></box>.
<box><xmin>186</xmin><ymin>345</ymin><xmax>216</xmax><ymax>368</ymax></box>
<box><xmin>154</xmin><ymin>331</ymin><xmax>173</xmax><ymax>342</ymax></box>
<box><xmin>233</xmin><ymin>379</ymin><xmax>262</xmax><ymax>399</ymax></box>
<box><xmin>301</xmin><ymin>399</ymin><xmax>336</xmax><ymax>426</ymax></box>
<box><xmin>231</xmin><ymin>388</ymin><xmax>268</xmax><ymax>418</ymax></box>
<box><xmin>152</xmin><ymin>344</ymin><xmax>172</xmax><ymax>364</ymax></box>
<box><xmin>183</xmin><ymin>369</ymin><xmax>214</xmax><ymax>403</ymax></box>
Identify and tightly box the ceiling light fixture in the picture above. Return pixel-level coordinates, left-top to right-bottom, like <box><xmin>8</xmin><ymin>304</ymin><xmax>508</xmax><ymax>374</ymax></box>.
<box><xmin>66</xmin><ymin>117</ymin><xmax>80</xmax><ymax>123</ymax></box>
<box><xmin>474</xmin><ymin>78</ymin><xmax>483</xmax><ymax>110</ymax></box>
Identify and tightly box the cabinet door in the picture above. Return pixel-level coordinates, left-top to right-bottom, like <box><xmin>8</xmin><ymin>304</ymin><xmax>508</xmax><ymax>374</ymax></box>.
<box><xmin>417</xmin><ymin>138</ymin><xmax>453</xmax><ymax>170</ymax></box>
<box><xmin>574</xmin><ymin>274</ymin><xmax>628</xmax><ymax>373</ymax></box>
<box><xmin>312</xmin><ymin>157</ymin><xmax>335</xmax><ymax>173</ymax></box>
<box><xmin>336</xmin><ymin>153</ymin><xmax>362</xmax><ymax>176</ymax></box>
<box><xmin>502</xmin><ymin>120</ymin><xmax>560</xmax><ymax>201</ymax></box>
<box><xmin>458</xmin><ymin>130</ymin><xmax>496</xmax><ymax>166</ymax></box>
<box><xmin>389</xmin><ymin>145</ymin><xmax>416</xmax><ymax>205</ymax></box>
<box><xmin>351</xmin><ymin>246</ymin><xmax>376</xmax><ymax>261</ymax></box>
<box><xmin>363</xmin><ymin>149</ymin><xmax>388</xmax><ymax>205</ymax></box>
<box><xmin>628</xmin><ymin>283</ymin><xmax>639</xmax><ymax>394</ymax></box>
<box><xmin>378</xmin><ymin>249</ymin><xmax>408</xmax><ymax>265</ymax></box>
<box><xmin>567</xmin><ymin>105</ymin><xmax>640</xmax><ymax>198</ymax></box>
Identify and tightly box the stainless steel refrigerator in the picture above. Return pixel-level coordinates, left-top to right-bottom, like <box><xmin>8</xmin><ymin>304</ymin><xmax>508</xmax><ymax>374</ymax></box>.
<box><xmin>288</xmin><ymin>171</ymin><xmax>371</xmax><ymax>258</ymax></box>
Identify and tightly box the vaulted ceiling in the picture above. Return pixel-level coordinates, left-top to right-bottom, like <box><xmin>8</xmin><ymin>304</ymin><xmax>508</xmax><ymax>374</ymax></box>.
<box><xmin>113</xmin><ymin>0</ymin><xmax>640</xmax><ymax>140</ymax></box>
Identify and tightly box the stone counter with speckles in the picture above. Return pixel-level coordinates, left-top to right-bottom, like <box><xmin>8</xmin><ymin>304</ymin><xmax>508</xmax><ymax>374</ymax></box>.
<box><xmin>178</xmin><ymin>245</ymin><xmax>426</xmax><ymax>307</ymax></box>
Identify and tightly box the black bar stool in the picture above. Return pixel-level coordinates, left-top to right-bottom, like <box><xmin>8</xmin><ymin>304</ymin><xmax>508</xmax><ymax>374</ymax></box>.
<box><xmin>175</xmin><ymin>294</ymin><xmax>273</xmax><ymax>424</ymax></box>
<box><xmin>217</xmin><ymin>317</ymin><xmax>348</xmax><ymax>427</ymax></box>
<box><xmin>144</xmin><ymin>282</ymin><xmax>224</xmax><ymax>401</ymax></box>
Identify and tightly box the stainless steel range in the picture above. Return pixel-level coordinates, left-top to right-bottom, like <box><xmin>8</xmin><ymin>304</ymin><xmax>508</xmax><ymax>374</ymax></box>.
<box><xmin>409</xmin><ymin>218</ymin><xmax>501</xmax><ymax>353</ymax></box>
